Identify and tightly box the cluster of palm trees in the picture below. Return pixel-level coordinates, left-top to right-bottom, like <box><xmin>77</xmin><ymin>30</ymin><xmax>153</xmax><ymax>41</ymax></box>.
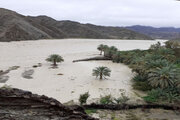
<box><xmin>96</xmin><ymin>42</ymin><xmax>180</xmax><ymax>103</ymax></box>
<box><xmin>97</xmin><ymin>44</ymin><xmax>118</xmax><ymax>58</ymax></box>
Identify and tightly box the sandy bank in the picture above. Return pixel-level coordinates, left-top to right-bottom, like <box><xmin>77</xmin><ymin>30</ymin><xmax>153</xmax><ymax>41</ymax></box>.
<box><xmin>0</xmin><ymin>39</ymin><xmax>166</xmax><ymax>103</ymax></box>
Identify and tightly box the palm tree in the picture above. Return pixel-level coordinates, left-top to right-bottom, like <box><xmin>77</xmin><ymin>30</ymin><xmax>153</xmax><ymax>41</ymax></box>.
<box><xmin>109</xmin><ymin>46</ymin><xmax>118</xmax><ymax>52</ymax></box>
<box><xmin>97</xmin><ymin>44</ymin><xmax>104</xmax><ymax>55</ymax></box>
<box><xmin>104</xmin><ymin>46</ymin><xmax>118</xmax><ymax>58</ymax></box>
<box><xmin>101</xmin><ymin>45</ymin><xmax>109</xmax><ymax>56</ymax></box>
<box><xmin>92</xmin><ymin>66</ymin><xmax>111</xmax><ymax>80</ymax></box>
<box><xmin>46</xmin><ymin>54</ymin><xmax>64</xmax><ymax>66</ymax></box>
<box><xmin>147</xmin><ymin>64</ymin><xmax>179</xmax><ymax>89</ymax></box>
<box><xmin>145</xmin><ymin>59</ymin><xmax>169</xmax><ymax>70</ymax></box>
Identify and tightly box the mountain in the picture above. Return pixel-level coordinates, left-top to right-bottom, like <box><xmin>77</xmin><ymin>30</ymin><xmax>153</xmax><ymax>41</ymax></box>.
<box><xmin>0</xmin><ymin>8</ymin><xmax>152</xmax><ymax>42</ymax></box>
<box><xmin>173</xmin><ymin>38</ymin><xmax>180</xmax><ymax>41</ymax></box>
<box><xmin>126</xmin><ymin>25</ymin><xmax>180</xmax><ymax>40</ymax></box>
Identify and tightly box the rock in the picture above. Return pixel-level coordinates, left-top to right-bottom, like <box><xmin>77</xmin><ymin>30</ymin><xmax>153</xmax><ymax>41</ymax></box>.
<box><xmin>0</xmin><ymin>88</ymin><xmax>96</xmax><ymax>120</ymax></box>
<box><xmin>64</xmin><ymin>100</ymin><xmax>76</xmax><ymax>106</ymax></box>
<box><xmin>0</xmin><ymin>76</ymin><xmax>9</xmax><ymax>83</ymax></box>
<box><xmin>22</xmin><ymin>69</ymin><xmax>34</xmax><ymax>79</ymax></box>
<box><xmin>32</xmin><ymin>63</ymin><xmax>42</xmax><ymax>68</ymax></box>
<box><xmin>69</xmin><ymin>105</ymin><xmax>86</xmax><ymax>114</ymax></box>
<box><xmin>9</xmin><ymin>66</ymin><xmax>20</xmax><ymax>70</ymax></box>
<box><xmin>38</xmin><ymin>63</ymin><xmax>42</xmax><ymax>67</ymax></box>
<box><xmin>32</xmin><ymin>65</ymin><xmax>38</xmax><ymax>68</ymax></box>
<box><xmin>57</xmin><ymin>73</ymin><xmax>64</xmax><ymax>75</ymax></box>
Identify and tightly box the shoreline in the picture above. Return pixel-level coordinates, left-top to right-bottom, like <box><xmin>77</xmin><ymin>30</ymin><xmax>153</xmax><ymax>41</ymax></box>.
<box><xmin>0</xmin><ymin>38</ymin><xmax>160</xmax><ymax>43</ymax></box>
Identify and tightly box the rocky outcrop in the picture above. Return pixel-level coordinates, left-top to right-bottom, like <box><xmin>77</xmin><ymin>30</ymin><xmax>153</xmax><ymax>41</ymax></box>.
<box><xmin>0</xmin><ymin>8</ymin><xmax>153</xmax><ymax>42</ymax></box>
<box><xmin>73</xmin><ymin>56</ymin><xmax>111</xmax><ymax>62</ymax></box>
<box><xmin>0</xmin><ymin>88</ymin><xmax>97</xmax><ymax>120</ymax></box>
<box><xmin>83</xmin><ymin>103</ymin><xmax>180</xmax><ymax>111</ymax></box>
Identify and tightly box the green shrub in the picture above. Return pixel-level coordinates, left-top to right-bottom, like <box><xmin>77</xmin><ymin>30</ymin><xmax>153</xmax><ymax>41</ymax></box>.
<box><xmin>133</xmin><ymin>75</ymin><xmax>147</xmax><ymax>82</ymax></box>
<box><xmin>100</xmin><ymin>95</ymin><xmax>113</xmax><ymax>104</ymax></box>
<box><xmin>143</xmin><ymin>89</ymin><xmax>163</xmax><ymax>103</ymax></box>
<box><xmin>149</xmin><ymin>42</ymin><xmax>162</xmax><ymax>50</ymax></box>
<box><xmin>114</xmin><ymin>93</ymin><xmax>129</xmax><ymax>104</ymax></box>
<box><xmin>79</xmin><ymin>92</ymin><xmax>90</xmax><ymax>105</ymax></box>
<box><xmin>133</xmin><ymin>81</ymin><xmax>152</xmax><ymax>91</ymax></box>
<box><xmin>85</xmin><ymin>109</ymin><xmax>97</xmax><ymax>115</ymax></box>
<box><xmin>162</xmin><ymin>87</ymin><xmax>180</xmax><ymax>103</ymax></box>
<box><xmin>143</xmin><ymin>88</ymin><xmax>180</xmax><ymax>103</ymax></box>
<box><xmin>112</xmin><ymin>51</ymin><xmax>121</xmax><ymax>63</ymax></box>
<box><xmin>132</xmin><ymin>75</ymin><xmax>152</xmax><ymax>91</ymax></box>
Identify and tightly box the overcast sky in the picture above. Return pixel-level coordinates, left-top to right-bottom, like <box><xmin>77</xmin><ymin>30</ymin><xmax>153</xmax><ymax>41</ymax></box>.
<box><xmin>1</xmin><ymin>0</ymin><xmax>180</xmax><ymax>27</ymax></box>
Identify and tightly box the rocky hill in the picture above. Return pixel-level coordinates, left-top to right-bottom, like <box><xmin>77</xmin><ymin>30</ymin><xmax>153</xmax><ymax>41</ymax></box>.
<box><xmin>0</xmin><ymin>8</ymin><xmax>152</xmax><ymax>42</ymax></box>
<box><xmin>0</xmin><ymin>88</ymin><xmax>96</xmax><ymax>120</ymax></box>
<box><xmin>126</xmin><ymin>25</ymin><xmax>180</xmax><ymax>40</ymax></box>
<box><xmin>172</xmin><ymin>38</ymin><xmax>180</xmax><ymax>41</ymax></box>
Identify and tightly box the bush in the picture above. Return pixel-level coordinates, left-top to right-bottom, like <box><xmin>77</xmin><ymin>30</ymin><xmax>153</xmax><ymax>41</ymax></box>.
<box><xmin>114</xmin><ymin>93</ymin><xmax>129</xmax><ymax>104</ymax></box>
<box><xmin>132</xmin><ymin>75</ymin><xmax>152</xmax><ymax>91</ymax></box>
<box><xmin>85</xmin><ymin>109</ymin><xmax>97</xmax><ymax>115</ymax></box>
<box><xmin>100</xmin><ymin>95</ymin><xmax>113</xmax><ymax>104</ymax></box>
<box><xmin>162</xmin><ymin>87</ymin><xmax>180</xmax><ymax>103</ymax></box>
<box><xmin>133</xmin><ymin>81</ymin><xmax>152</xmax><ymax>91</ymax></box>
<box><xmin>79</xmin><ymin>92</ymin><xmax>90</xmax><ymax>105</ymax></box>
<box><xmin>149</xmin><ymin>42</ymin><xmax>162</xmax><ymax>50</ymax></box>
<box><xmin>133</xmin><ymin>74</ymin><xmax>147</xmax><ymax>82</ymax></box>
<box><xmin>143</xmin><ymin>89</ymin><xmax>163</xmax><ymax>103</ymax></box>
<box><xmin>143</xmin><ymin>88</ymin><xmax>180</xmax><ymax>103</ymax></box>
<box><xmin>112</xmin><ymin>51</ymin><xmax>121</xmax><ymax>63</ymax></box>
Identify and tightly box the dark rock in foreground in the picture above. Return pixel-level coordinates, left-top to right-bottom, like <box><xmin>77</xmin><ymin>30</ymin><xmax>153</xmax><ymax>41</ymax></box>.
<box><xmin>0</xmin><ymin>88</ymin><xmax>97</xmax><ymax>120</ymax></box>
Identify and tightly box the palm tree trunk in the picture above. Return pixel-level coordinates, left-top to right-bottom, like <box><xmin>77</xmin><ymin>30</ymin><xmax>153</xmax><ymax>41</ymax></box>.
<box><xmin>100</xmin><ymin>50</ymin><xmax>102</xmax><ymax>55</ymax></box>
<box><xmin>53</xmin><ymin>59</ymin><xmax>57</xmax><ymax>66</ymax></box>
<box><xmin>103</xmin><ymin>51</ymin><xmax>105</xmax><ymax>57</ymax></box>
<box><xmin>100</xmin><ymin>73</ymin><xmax>103</xmax><ymax>80</ymax></box>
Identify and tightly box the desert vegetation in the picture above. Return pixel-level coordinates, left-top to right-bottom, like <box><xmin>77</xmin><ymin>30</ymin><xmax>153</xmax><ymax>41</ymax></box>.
<box><xmin>97</xmin><ymin>41</ymin><xmax>180</xmax><ymax>104</ymax></box>
<box><xmin>92</xmin><ymin>66</ymin><xmax>111</xmax><ymax>80</ymax></box>
<box><xmin>79</xmin><ymin>92</ymin><xmax>90</xmax><ymax>105</ymax></box>
<box><xmin>99</xmin><ymin>94</ymin><xmax>129</xmax><ymax>105</ymax></box>
<box><xmin>79</xmin><ymin>92</ymin><xmax>129</xmax><ymax>105</ymax></box>
<box><xmin>46</xmin><ymin>54</ymin><xmax>64</xmax><ymax>66</ymax></box>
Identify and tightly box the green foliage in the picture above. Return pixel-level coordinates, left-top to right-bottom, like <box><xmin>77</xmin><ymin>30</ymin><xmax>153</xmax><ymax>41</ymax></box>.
<box><xmin>112</xmin><ymin>51</ymin><xmax>121</xmax><ymax>63</ymax></box>
<box><xmin>46</xmin><ymin>54</ymin><xmax>64</xmax><ymax>66</ymax></box>
<box><xmin>133</xmin><ymin>81</ymin><xmax>152</xmax><ymax>91</ymax></box>
<box><xmin>97</xmin><ymin>44</ymin><xmax>109</xmax><ymax>56</ymax></box>
<box><xmin>79</xmin><ymin>92</ymin><xmax>90</xmax><ymax>105</ymax></box>
<box><xmin>97</xmin><ymin>43</ymin><xmax>180</xmax><ymax>103</ymax></box>
<box><xmin>92</xmin><ymin>66</ymin><xmax>111</xmax><ymax>80</ymax></box>
<box><xmin>143</xmin><ymin>88</ymin><xmax>180</xmax><ymax>103</ymax></box>
<box><xmin>114</xmin><ymin>93</ymin><xmax>129</xmax><ymax>104</ymax></box>
<box><xmin>165</xmin><ymin>41</ymin><xmax>180</xmax><ymax>49</ymax></box>
<box><xmin>133</xmin><ymin>74</ymin><xmax>147</xmax><ymax>82</ymax></box>
<box><xmin>145</xmin><ymin>59</ymin><xmax>169</xmax><ymax>70</ymax></box>
<box><xmin>147</xmin><ymin>64</ymin><xmax>180</xmax><ymax>89</ymax></box>
<box><xmin>100</xmin><ymin>95</ymin><xmax>113</xmax><ymax>104</ymax></box>
<box><xmin>85</xmin><ymin>109</ymin><xmax>97</xmax><ymax>115</ymax></box>
<box><xmin>132</xmin><ymin>75</ymin><xmax>152</xmax><ymax>91</ymax></box>
<box><xmin>103</xmin><ymin>46</ymin><xmax>118</xmax><ymax>58</ymax></box>
<box><xmin>143</xmin><ymin>89</ymin><xmax>163</xmax><ymax>103</ymax></box>
<box><xmin>149</xmin><ymin>42</ymin><xmax>162</xmax><ymax>50</ymax></box>
<box><xmin>97</xmin><ymin>44</ymin><xmax>105</xmax><ymax>55</ymax></box>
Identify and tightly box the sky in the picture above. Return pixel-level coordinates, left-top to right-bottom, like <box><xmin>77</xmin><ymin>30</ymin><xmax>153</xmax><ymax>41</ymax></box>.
<box><xmin>1</xmin><ymin>0</ymin><xmax>180</xmax><ymax>27</ymax></box>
